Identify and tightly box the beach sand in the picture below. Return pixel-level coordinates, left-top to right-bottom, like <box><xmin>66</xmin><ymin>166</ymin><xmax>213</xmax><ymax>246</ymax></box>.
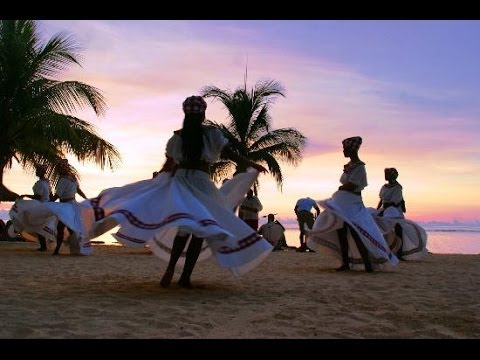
<box><xmin>1</xmin><ymin>241</ymin><xmax>479</xmax><ymax>339</ymax></box>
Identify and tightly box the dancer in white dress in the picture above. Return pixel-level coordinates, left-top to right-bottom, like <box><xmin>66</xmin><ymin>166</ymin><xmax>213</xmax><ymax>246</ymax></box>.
<box><xmin>306</xmin><ymin>136</ymin><xmax>399</xmax><ymax>272</ymax></box>
<box><xmin>10</xmin><ymin>159</ymin><xmax>91</xmax><ymax>256</ymax></box>
<box><xmin>50</xmin><ymin>159</ymin><xmax>88</xmax><ymax>255</ymax></box>
<box><xmin>85</xmin><ymin>95</ymin><xmax>272</xmax><ymax>288</ymax></box>
<box><xmin>18</xmin><ymin>164</ymin><xmax>52</xmax><ymax>251</ymax></box>
<box><xmin>371</xmin><ymin>168</ymin><xmax>428</xmax><ymax>260</ymax></box>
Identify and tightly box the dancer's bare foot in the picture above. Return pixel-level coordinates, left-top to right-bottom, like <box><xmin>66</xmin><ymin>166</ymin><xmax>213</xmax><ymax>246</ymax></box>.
<box><xmin>160</xmin><ymin>269</ymin><xmax>174</xmax><ymax>288</ymax></box>
<box><xmin>335</xmin><ymin>264</ymin><xmax>350</xmax><ymax>272</ymax></box>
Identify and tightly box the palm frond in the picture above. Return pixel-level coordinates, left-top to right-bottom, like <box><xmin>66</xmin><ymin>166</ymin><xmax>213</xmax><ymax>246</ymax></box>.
<box><xmin>260</xmin><ymin>153</ymin><xmax>284</xmax><ymax>189</ymax></box>
<box><xmin>248</xmin><ymin>104</ymin><xmax>270</xmax><ymax>138</ymax></box>
<box><xmin>34</xmin><ymin>33</ymin><xmax>82</xmax><ymax>79</ymax></box>
<box><xmin>44</xmin><ymin>80</ymin><xmax>107</xmax><ymax>116</ymax></box>
<box><xmin>251</xmin><ymin>128</ymin><xmax>306</xmax><ymax>151</ymax></box>
<box><xmin>252</xmin><ymin>79</ymin><xmax>285</xmax><ymax>101</ymax></box>
<box><xmin>209</xmin><ymin>161</ymin><xmax>235</xmax><ymax>184</ymax></box>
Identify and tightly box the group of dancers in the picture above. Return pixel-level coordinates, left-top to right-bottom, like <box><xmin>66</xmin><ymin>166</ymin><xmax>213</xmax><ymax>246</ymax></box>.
<box><xmin>9</xmin><ymin>95</ymin><xmax>427</xmax><ymax>289</ymax></box>
<box><xmin>306</xmin><ymin>136</ymin><xmax>427</xmax><ymax>272</ymax></box>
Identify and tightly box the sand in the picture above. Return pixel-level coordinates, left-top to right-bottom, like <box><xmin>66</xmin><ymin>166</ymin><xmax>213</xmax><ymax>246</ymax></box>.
<box><xmin>0</xmin><ymin>241</ymin><xmax>479</xmax><ymax>339</ymax></box>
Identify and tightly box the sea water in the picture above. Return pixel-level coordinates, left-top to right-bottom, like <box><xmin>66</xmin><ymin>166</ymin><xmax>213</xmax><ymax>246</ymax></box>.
<box><xmin>2</xmin><ymin>204</ymin><xmax>479</xmax><ymax>254</ymax></box>
<box><xmin>92</xmin><ymin>225</ymin><xmax>480</xmax><ymax>255</ymax></box>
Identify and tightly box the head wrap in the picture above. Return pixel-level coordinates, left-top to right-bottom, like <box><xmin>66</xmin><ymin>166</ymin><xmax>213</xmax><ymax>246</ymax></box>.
<box><xmin>384</xmin><ymin>168</ymin><xmax>399</xmax><ymax>180</ymax></box>
<box><xmin>342</xmin><ymin>136</ymin><xmax>362</xmax><ymax>152</ymax></box>
<box><xmin>342</xmin><ymin>136</ymin><xmax>362</xmax><ymax>151</ymax></box>
<box><xmin>182</xmin><ymin>96</ymin><xmax>207</xmax><ymax>114</ymax></box>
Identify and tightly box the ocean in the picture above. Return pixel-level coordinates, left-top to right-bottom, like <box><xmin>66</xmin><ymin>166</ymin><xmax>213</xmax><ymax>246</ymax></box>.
<box><xmin>90</xmin><ymin>225</ymin><xmax>480</xmax><ymax>255</ymax></box>
<box><xmin>282</xmin><ymin>227</ymin><xmax>480</xmax><ymax>255</ymax></box>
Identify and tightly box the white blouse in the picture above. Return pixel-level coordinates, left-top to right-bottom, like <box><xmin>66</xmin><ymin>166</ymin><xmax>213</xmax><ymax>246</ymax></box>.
<box><xmin>32</xmin><ymin>179</ymin><xmax>51</xmax><ymax>202</ymax></box>
<box><xmin>339</xmin><ymin>163</ymin><xmax>368</xmax><ymax>192</ymax></box>
<box><xmin>379</xmin><ymin>183</ymin><xmax>403</xmax><ymax>205</ymax></box>
<box><xmin>55</xmin><ymin>177</ymin><xmax>78</xmax><ymax>200</ymax></box>
<box><xmin>166</xmin><ymin>126</ymin><xmax>229</xmax><ymax>164</ymax></box>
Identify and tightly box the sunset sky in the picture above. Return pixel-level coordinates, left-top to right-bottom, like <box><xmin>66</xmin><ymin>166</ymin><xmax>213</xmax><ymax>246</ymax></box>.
<box><xmin>3</xmin><ymin>20</ymin><xmax>480</xmax><ymax>224</ymax></box>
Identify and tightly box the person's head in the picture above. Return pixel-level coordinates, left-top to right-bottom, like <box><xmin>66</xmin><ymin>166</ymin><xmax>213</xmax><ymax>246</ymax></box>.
<box><xmin>267</xmin><ymin>214</ymin><xmax>275</xmax><ymax>222</ymax></box>
<box><xmin>35</xmin><ymin>164</ymin><xmax>47</xmax><ymax>177</ymax></box>
<box><xmin>152</xmin><ymin>171</ymin><xmax>159</xmax><ymax>178</ymax></box>
<box><xmin>57</xmin><ymin>158</ymin><xmax>70</xmax><ymax>175</ymax></box>
<box><xmin>182</xmin><ymin>95</ymin><xmax>207</xmax><ymax>122</ymax></box>
<box><xmin>247</xmin><ymin>189</ymin><xmax>254</xmax><ymax>198</ymax></box>
<box><xmin>342</xmin><ymin>136</ymin><xmax>362</xmax><ymax>157</ymax></box>
<box><xmin>384</xmin><ymin>167</ymin><xmax>399</xmax><ymax>182</ymax></box>
<box><xmin>181</xmin><ymin>95</ymin><xmax>208</xmax><ymax>162</ymax></box>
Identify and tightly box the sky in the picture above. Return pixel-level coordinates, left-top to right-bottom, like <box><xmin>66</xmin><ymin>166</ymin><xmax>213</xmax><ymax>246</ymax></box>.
<box><xmin>3</xmin><ymin>20</ymin><xmax>480</xmax><ymax>225</ymax></box>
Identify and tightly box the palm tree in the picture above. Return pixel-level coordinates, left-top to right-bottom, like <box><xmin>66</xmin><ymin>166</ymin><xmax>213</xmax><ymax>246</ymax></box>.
<box><xmin>0</xmin><ymin>20</ymin><xmax>121</xmax><ymax>201</ymax></box>
<box><xmin>201</xmin><ymin>78</ymin><xmax>306</xmax><ymax>192</ymax></box>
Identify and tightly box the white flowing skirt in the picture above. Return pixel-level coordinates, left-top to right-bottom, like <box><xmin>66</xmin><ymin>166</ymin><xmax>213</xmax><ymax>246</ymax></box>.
<box><xmin>9</xmin><ymin>199</ymin><xmax>93</xmax><ymax>255</ymax></box>
<box><xmin>83</xmin><ymin>167</ymin><xmax>273</xmax><ymax>277</ymax></box>
<box><xmin>306</xmin><ymin>190</ymin><xmax>399</xmax><ymax>271</ymax></box>
<box><xmin>369</xmin><ymin>207</ymin><xmax>428</xmax><ymax>260</ymax></box>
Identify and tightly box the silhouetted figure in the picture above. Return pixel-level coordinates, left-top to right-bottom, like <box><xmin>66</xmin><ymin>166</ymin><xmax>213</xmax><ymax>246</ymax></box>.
<box><xmin>18</xmin><ymin>164</ymin><xmax>52</xmax><ymax>251</ymax></box>
<box><xmin>50</xmin><ymin>159</ymin><xmax>87</xmax><ymax>255</ymax></box>
<box><xmin>79</xmin><ymin>95</ymin><xmax>271</xmax><ymax>289</ymax></box>
<box><xmin>294</xmin><ymin>197</ymin><xmax>320</xmax><ymax>252</ymax></box>
<box><xmin>306</xmin><ymin>136</ymin><xmax>399</xmax><ymax>272</ymax></box>
<box><xmin>238</xmin><ymin>189</ymin><xmax>263</xmax><ymax>231</ymax></box>
<box><xmin>258</xmin><ymin>214</ymin><xmax>287</xmax><ymax>250</ymax></box>
<box><xmin>372</xmin><ymin>167</ymin><xmax>428</xmax><ymax>261</ymax></box>
<box><xmin>376</xmin><ymin>167</ymin><xmax>405</xmax><ymax>259</ymax></box>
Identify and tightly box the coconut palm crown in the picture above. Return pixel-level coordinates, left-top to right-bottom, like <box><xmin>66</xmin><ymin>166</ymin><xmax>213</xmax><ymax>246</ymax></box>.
<box><xmin>0</xmin><ymin>20</ymin><xmax>121</xmax><ymax>200</ymax></box>
<box><xmin>201</xmin><ymin>78</ymin><xmax>306</xmax><ymax>193</ymax></box>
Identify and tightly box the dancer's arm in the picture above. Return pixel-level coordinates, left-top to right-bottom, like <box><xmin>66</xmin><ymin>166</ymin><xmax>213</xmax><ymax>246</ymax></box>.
<box><xmin>338</xmin><ymin>182</ymin><xmax>358</xmax><ymax>191</ymax></box>
<box><xmin>221</xmin><ymin>145</ymin><xmax>268</xmax><ymax>174</ymax></box>
<box><xmin>18</xmin><ymin>194</ymin><xmax>40</xmax><ymax>200</ymax></box>
<box><xmin>77</xmin><ymin>187</ymin><xmax>87</xmax><ymax>200</ymax></box>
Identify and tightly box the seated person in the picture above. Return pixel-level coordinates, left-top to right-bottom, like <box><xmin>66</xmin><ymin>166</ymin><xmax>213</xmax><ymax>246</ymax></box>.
<box><xmin>258</xmin><ymin>214</ymin><xmax>287</xmax><ymax>250</ymax></box>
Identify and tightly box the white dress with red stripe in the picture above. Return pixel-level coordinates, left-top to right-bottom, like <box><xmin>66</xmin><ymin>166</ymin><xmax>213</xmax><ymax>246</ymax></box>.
<box><xmin>9</xmin><ymin>176</ymin><xmax>93</xmax><ymax>255</ymax></box>
<box><xmin>306</xmin><ymin>163</ymin><xmax>399</xmax><ymax>271</ymax></box>
<box><xmin>370</xmin><ymin>183</ymin><xmax>428</xmax><ymax>261</ymax></box>
<box><xmin>83</xmin><ymin>127</ymin><xmax>273</xmax><ymax>276</ymax></box>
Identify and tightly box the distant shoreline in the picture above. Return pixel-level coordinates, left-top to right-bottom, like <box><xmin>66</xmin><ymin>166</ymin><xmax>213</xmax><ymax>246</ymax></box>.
<box><xmin>2</xmin><ymin>202</ymin><xmax>479</xmax><ymax>232</ymax></box>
